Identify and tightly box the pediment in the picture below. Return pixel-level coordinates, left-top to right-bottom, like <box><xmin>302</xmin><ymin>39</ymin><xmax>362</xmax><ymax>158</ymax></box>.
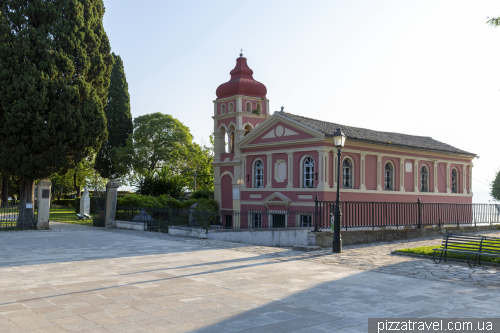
<box><xmin>238</xmin><ymin>113</ymin><xmax>324</xmax><ymax>148</ymax></box>
<box><xmin>263</xmin><ymin>192</ymin><xmax>292</xmax><ymax>205</ymax></box>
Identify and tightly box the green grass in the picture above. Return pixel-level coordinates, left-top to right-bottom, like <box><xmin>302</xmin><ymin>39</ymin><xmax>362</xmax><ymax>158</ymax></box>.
<box><xmin>50</xmin><ymin>207</ymin><xmax>93</xmax><ymax>226</ymax></box>
<box><xmin>396</xmin><ymin>244</ymin><xmax>500</xmax><ymax>264</ymax></box>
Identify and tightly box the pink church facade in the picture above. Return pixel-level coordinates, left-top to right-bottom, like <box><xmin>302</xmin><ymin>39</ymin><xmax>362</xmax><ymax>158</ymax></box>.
<box><xmin>213</xmin><ymin>55</ymin><xmax>476</xmax><ymax>215</ymax></box>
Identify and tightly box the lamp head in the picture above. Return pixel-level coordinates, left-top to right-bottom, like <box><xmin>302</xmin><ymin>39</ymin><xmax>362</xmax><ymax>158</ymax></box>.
<box><xmin>332</xmin><ymin>127</ymin><xmax>346</xmax><ymax>148</ymax></box>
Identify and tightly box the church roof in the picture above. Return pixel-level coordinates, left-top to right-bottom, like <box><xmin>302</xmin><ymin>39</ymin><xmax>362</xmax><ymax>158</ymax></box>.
<box><xmin>280</xmin><ymin>112</ymin><xmax>476</xmax><ymax>157</ymax></box>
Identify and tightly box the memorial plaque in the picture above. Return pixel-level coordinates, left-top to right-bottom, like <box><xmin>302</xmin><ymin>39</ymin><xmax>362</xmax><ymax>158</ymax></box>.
<box><xmin>26</xmin><ymin>203</ymin><xmax>33</xmax><ymax>209</ymax></box>
<box><xmin>42</xmin><ymin>189</ymin><xmax>50</xmax><ymax>199</ymax></box>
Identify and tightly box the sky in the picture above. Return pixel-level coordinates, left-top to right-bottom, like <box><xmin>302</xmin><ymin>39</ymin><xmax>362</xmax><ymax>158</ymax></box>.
<box><xmin>102</xmin><ymin>0</ymin><xmax>500</xmax><ymax>203</ymax></box>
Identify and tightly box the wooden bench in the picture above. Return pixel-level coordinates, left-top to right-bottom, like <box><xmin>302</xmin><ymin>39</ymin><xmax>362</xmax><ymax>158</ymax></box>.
<box><xmin>433</xmin><ymin>233</ymin><xmax>500</xmax><ymax>268</ymax></box>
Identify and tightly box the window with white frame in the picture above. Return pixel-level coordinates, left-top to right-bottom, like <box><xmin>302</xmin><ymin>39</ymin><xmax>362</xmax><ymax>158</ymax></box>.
<box><xmin>421</xmin><ymin>166</ymin><xmax>429</xmax><ymax>192</ymax></box>
<box><xmin>452</xmin><ymin>169</ymin><xmax>458</xmax><ymax>193</ymax></box>
<box><xmin>246</xmin><ymin>102</ymin><xmax>252</xmax><ymax>112</ymax></box>
<box><xmin>221</xmin><ymin>104</ymin><xmax>225</xmax><ymax>114</ymax></box>
<box><xmin>254</xmin><ymin>160</ymin><xmax>264</xmax><ymax>188</ymax></box>
<box><xmin>303</xmin><ymin>157</ymin><xmax>315</xmax><ymax>188</ymax></box>
<box><xmin>342</xmin><ymin>159</ymin><xmax>353</xmax><ymax>189</ymax></box>
<box><xmin>384</xmin><ymin>162</ymin><xmax>394</xmax><ymax>190</ymax></box>
<box><xmin>228</xmin><ymin>102</ymin><xmax>234</xmax><ymax>112</ymax></box>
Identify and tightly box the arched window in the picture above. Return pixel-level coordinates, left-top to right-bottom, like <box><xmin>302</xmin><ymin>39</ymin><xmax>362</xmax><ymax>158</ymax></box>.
<box><xmin>342</xmin><ymin>159</ymin><xmax>353</xmax><ymax>189</ymax></box>
<box><xmin>384</xmin><ymin>162</ymin><xmax>394</xmax><ymax>190</ymax></box>
<box><xmin>228</xmin><ymin>102</ymin><xmax>234</xmax><ymax>112</ymax></box>
<box><xmin>421</xmin><ymin>166</ymin><xmax>429</xmax><ymax>192</ymax></box>
<box><xmin>221</xmin><ymin>104</ymin><xmax>225</xmax><ymax>114</ymax></box>
<box><xmin>246</xmin><ymin>102</ymin><xmax>252</xmax><ymax>112</ymax></box>
<box><xmin>303</xmin><ymin>157</ymin><xmax>315</xmax><ymax>188</ymax></box>
<box><xmin>254</xmin><ymin>160</ymin><xmax>264</xmax><ymax>188</ymax></box>
<box><xmin>452</xmin><ymin>169</ymin><xmax>458</xmax><ymax>193</ymax></box>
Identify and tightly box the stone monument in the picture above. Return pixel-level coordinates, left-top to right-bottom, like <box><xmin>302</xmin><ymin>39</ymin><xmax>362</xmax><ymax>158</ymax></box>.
<box><xmin>80</xmin><ymin>188</ymin><xmax>90</xmax><ymax>217</ymax></box>
<box><xmin>37</xmin><ymin>178</ymin><xmax>51</xmax><ymax>230</ymax></box>
<box><xmin>105</xmin><ymin>180</ymin><xmax>119</xmax><ymax>228</ymax></box>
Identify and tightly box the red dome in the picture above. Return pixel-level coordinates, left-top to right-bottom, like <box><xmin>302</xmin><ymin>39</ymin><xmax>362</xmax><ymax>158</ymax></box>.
<box><xmin>216</xmin><ymin>56</ymin><xmax>267</xmax><ymax>99</ymax></box>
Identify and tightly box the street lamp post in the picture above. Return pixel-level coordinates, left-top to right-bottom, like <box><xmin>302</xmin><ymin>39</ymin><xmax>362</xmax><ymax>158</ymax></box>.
<box><xmin>332</xmin><ymin>127</ymin><xmax>346</xmax><ymax>253</ymax></box>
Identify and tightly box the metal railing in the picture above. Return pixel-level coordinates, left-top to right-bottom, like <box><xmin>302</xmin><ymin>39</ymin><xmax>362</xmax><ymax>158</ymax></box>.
<box><xmin>0</xmin><ymin>203</ymin><xmax>37</xmax><ymax>230</ymax></box>
<box><xmin>115</xmin><ymin>201</ymin><xmax>500</xmax><ymax>233</ymax></box>
<box><xmin>315</xmin><ymin>200</ymin><xmax>500</xmax><ymax>230</ymax></box>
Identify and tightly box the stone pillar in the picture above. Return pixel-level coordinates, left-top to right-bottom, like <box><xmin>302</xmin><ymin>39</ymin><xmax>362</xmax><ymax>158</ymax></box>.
<box><xmin>433</xmin><ymin>161</ymin><xmax>438</xmax><ymax>192</ymax></box>
<box><xmin>287</xmin><ymin>152</ymin><xmax>293</xmax><ymax>188</ymax></box>
<box><xmin>80</xmin><ymin>189</ymin><xmax>90</xmax><ymax>216</ymax></box>
<box><xmin>376</xmin><ymin>155</ymin><xmax>382</xmax><ymax>191</ymax></box>
<box><xmin>105</xmin><ymin>180</ymin><xmax>120</xmax><ymax>228</ymax></box>
<box><xmin>241</xmin><ymin>157</ymin><xmax>247</xmax><ymax>189</ymax></box>
<box><xmin>360</xmin><ymin>153</ymin><xmax>366</xmax><ymax>190</ymax></box>
<box><xmin>399</xmin><ymin>158</ymin><xmax>405</xmax><ymax>192</ymax></box>
<box><xmin>213</xmin><ymin>132</ymin><xmax>224</xmax><ymax>162</ymax></box>
<box><xmin>37</xmin><ymin>179</ymin><xmax>51</xmax><ymax>230</ymax></box>
<box><xmin>446</xmin><ymin>162</ymin><xmax>451</xmax><ymax>193</ymax></box>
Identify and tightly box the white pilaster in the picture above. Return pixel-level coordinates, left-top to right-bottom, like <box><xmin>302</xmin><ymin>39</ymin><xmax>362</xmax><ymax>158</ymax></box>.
<box><xmin>242</xmin><ymin>157</ymin><xmax>247</xmax><ymax>189</ymax></box>
<box><xmin>333</xmin><ymin>150</ymin><xmax>337</xmax><ymax>188</ymax></box>
<box><xmin>433</xmin><ymin>161</ymin><xmax>438</xmax><ymax>192</ymax></box>
<box><xmin>469</xmin><ymin>165</ymin><xmax>473</xmax><ymax>195</ymax></box>
<box><xmin>377</xmin><ymin>155</ymin><xmax>382</xmax><ymax>191</ymax></box>
<box><xmin>414</xmin><ymin>160</ymin><xmax>419</xmax><ymax>192</ymax></box>
<box><xmin>236</xmin><ymin>97</ymin><xmax>242</xmax><ymax>112</ymax></box>
<box><xmin>360</xmin><ymin>153</ymin><xmax>366</xmax><ymax>190</ymax></box>
<box><xmin>446</xmin><ymin>162</ymin><xmax>451</xmax><ymax>193</ymax></box>
<box><xmin>399</xmin><ymin>158</ymin><xmax>405</xmax><ymax>192</ymax></box>
<box><xmin>462</xmin><ymin>164</ymin><xmax>467</xmax><ymax>194</ymax></box>
<box><xmin>266</xmin><ymin>154</ymin><xmax>272</xmax><ymax>188</ymax></box>
<box><xmin>287</xmin><ymin>153</ymin><xmax>293</xmax><ymax>188</ymax></box>
<box><xmin>317</xmin><ymin>151</ymin><xmax>325</xmax><ymax>190</ymax></box>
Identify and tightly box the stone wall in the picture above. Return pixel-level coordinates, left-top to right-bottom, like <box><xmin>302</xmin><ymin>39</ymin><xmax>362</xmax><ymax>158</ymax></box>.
<box><xmin>314</xmin><ymin>225</ymin><xmax>500</xmax><ymax>247</ymax></box>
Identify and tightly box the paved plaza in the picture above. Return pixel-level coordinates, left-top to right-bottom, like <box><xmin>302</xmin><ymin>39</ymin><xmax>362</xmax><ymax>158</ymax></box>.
<box><xmin>0</xmin><ymin>223</ymin><xmax>500</xmax><ymax>333</ymax></box>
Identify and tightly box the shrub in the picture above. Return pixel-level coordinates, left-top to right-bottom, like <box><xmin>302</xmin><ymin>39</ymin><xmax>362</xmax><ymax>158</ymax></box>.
<box><xmin>191</xmin><ymin>189</ymin><xmax>214</xmax><ymax>200</ymax></box>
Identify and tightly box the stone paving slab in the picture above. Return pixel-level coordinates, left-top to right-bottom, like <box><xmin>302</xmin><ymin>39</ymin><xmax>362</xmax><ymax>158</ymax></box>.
<box><xmin>0</xmin><ymin>223</ymin><xmax>499</xmax><ymax>332</ymax></box>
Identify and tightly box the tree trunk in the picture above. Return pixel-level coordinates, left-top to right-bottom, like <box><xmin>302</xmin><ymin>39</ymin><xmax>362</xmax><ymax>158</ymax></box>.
<box><xmin>18</xmin><ymin>178</ymin><xmax>35</xmax><ymax>229</ymax></box>
<box><xmin>73</xmin><ymin>171</ymin><xmax>81</xmax><ymax>196</ymax></box>
<box><xmin>1</xmin><ymin>175</ymin><xmax>8</xmax><ymax>208</ymax></box>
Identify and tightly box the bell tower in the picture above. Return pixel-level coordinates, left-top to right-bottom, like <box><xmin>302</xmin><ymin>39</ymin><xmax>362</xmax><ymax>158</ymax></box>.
<box><xmin>213</xmin><ymin>52</ymin><xmax>270</xmax><ymax>211</ymax></box>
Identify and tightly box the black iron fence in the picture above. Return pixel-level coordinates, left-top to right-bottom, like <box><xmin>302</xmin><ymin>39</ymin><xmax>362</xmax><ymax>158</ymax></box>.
<box><xmin>0</xmin><ymin>203</ymin><xmax>37</xmax><ymax>230</ymax></box>
<box><xmin>116</xmin><ymin>206</ymin><xmax>315</xmax><ymax>232</ymax></box>
<box><xmin>115</xmin><ymin>200</ymin><xmax>500</xmax><ymax>233</ymax></box>
<box><xmin>315</xmin><ymin>200</ymin><xmax>500</xmax><ymax>230</ymax></box>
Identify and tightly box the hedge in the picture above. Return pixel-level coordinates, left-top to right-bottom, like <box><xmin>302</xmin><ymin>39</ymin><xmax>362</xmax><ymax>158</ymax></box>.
<box><xmin>74</xmin><ymin>196</ymin><xmax>106</xmax><ymax>213</ymax></box>
<box><xmin>51</xmin><ymin>199</ymin><xmax>75</xmax><ymax>207</ymax></box>
<box><xmin>117</xmin><ymin>194</ymin><xmax>218</xmax><ymax>212</ymax></box>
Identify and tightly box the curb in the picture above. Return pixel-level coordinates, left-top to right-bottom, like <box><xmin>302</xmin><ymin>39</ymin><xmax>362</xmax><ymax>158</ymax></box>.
<box><xmin>391</xmin><ymin>251</ymin><xmax>500</xmax><ymax>267</ymax></box>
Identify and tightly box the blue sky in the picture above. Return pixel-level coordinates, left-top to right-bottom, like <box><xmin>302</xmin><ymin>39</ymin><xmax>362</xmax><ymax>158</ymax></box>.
<box><xmin>103</xmin><ymin>0</ymin><xmax>500</xmax><ymax>202</ymax></box>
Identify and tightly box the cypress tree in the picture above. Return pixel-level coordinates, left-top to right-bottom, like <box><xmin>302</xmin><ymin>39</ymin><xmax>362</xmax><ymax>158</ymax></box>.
<box><xmin>95</xmin><ymin>53</ymin><xmax>133</xmax><ymax>179</ymax></box>
<box><xmin>0</xmin><ymin>1</ymin><xmax>114</xmax><ymax>226</ymax></box>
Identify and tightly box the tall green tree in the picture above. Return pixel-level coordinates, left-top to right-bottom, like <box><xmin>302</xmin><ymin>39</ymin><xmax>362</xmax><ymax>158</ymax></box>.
<box><xmin>95</xmin><ymin>53</ymin><xmax>133</xmax><ymax>179</ymax></box>
<box><xmin>491</xmin><ymin>169</ymin><xmax>500</xmax><ymax>202</ymax></box>
<box><xmin>115</xmin><ymin>113</ymin><xmax>194</xmax><ymax>178</ymax></box>
<box><xmin>0</xmin><ymin>1</ymin><xmax>114</xmax><ymax>226</ymax></box>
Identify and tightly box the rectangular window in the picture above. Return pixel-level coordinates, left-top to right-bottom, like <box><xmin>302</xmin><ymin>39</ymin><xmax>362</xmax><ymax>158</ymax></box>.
<box><xmin>252</xmin><ymin>213</ymin><xmax>262</xmax><ymax>229</ymax></box>
<box><xmin>300</xmin><ymin>215</ymin><xmax>312</xmax><ymax>227</ymax></box>
<box><xmin>272</xmin><ymin>214</ymin><xmax>286</xmax><ymax>228</ymax></box>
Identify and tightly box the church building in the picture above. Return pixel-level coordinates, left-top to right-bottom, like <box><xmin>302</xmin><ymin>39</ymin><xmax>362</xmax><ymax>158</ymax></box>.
<box><xmin>212</xmin><ymin>54</ymin><xmax>476</xmax><ymax>215</ymax></box>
